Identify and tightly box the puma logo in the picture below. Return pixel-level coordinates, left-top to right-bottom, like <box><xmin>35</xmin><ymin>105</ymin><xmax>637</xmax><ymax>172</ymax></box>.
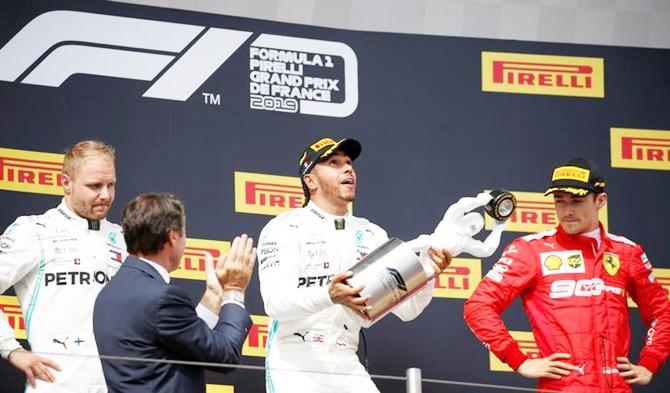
<box><xmin>573</xmin><ymin>363</ymin><xmax>586</xmax><ymax>376</ymax></box>
<box><xmin>52</xmin><ymin>337</ymin><xmax>68</xmax><ymax>350</ymax></box>
<box><xmin>293</xmin><ymin>331</ymin><xmax>309</xmax><ymax>342</ymax></box>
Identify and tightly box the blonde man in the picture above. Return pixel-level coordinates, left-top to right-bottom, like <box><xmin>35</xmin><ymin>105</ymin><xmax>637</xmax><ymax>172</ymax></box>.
<box><xmin>0</xmin><ymin>141</ymin><xmax>127</xmax><ymax>392</ymax></box>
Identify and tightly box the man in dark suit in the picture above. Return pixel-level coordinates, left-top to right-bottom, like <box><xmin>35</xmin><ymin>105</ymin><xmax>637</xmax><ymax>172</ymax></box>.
<box><xmin>93</xmin><ymin>192</ymin><xmax>255</xmax><ymax>393</ymax></box>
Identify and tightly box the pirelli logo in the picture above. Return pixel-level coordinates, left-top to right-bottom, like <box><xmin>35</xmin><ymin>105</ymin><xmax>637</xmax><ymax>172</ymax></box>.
<box><xmin>206</xmin><ymin>384</ymin><xmax>234</xmax><ymax>393</ymax></box>
<box><xmin>310</xmin><ymin>138</ymin><xmax>335</xmax><ymax>151</ymax></box>
<box><xmin>611</xmin><ymin>128</ymin><xmax>670</xmax><ymax>171</ymax></box>
<box><xmin>235</xmin><ymin>171</ymin><xmax>352</xmax><ymax>216</ymax></box>
<box><xmin>169</xmin><ymin>238</ymin><xmax>230</xmax><ymax>281</ymax></box>
<box><xmin>484</xmin><ymin>190</ymin><xmax>608</xmax><ymax>233</ymax></box>
<box><xmin>433</xmin><ymin>258</ymin><xmax>481</xmax><ymax>299</ymax></box>
<box><xmin>0</xmin><ymin>295</ymin><xmax>26</xmax><ymax>339</ymax></box>
<box><xmin>628</xmin><ymin>268</ymin><xmax>670</xmax><ymax>308</ymax></box>
<box><xmin>552</xmin><ymin>166</ymin><xmax>589</xmax><ymax>183</ymax></box>
<box><xmin>0</xmin><ymin>147</ymin><xmax>64</xmax><ymax>195</ymax></box>
<box><xmin>489</xmin><ymin>331</ymin><xmax>539</xmax><ymax>372</ymax></box>
<box><xmin>482</xmin><ymin>52</ymin><xmax>604</xmax><ymax>98</ymax></box>
<box><xmin>242</xmin><ymin>314</ymin><xmax>269</xmax><ymax>357</ymax></box>
<box><xmin>235</xmin><ymin>171</ymin><xmax>304</xmax><ymax>216</ymax></box>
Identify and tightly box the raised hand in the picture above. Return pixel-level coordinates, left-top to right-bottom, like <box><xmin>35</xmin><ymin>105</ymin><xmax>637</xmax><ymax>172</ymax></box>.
<box><xmin>219</xmin><ymin>234</ymin><xmax>257</xmax><ymax>292</ymax></box>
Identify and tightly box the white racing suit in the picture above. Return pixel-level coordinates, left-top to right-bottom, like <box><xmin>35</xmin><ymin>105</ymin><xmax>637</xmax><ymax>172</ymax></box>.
<box><xmin>258</xmin><ymin>202</ymin><xmax>434</xmax><ymax>393</ymax></box>
<box><xmin>0</xmin><ymin>201</ymin><xmax>127</xmax><ymax>392</ymax></box>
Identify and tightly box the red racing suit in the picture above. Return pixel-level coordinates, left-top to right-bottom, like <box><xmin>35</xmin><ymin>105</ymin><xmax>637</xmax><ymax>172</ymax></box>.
<box><xmin>464</xmin><ymin>224</ymin><xmax>670</xmax><ymax>392</ymax></box>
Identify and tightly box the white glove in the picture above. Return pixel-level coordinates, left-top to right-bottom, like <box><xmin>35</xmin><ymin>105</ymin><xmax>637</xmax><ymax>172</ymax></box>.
<box><xmin>407</xmin><ymin>192</ymin><xmax>508</xmax><ymax>258</ymax></box>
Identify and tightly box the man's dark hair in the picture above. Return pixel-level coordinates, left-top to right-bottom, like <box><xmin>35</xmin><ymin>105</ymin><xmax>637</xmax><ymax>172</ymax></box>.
<box><xmin>122</xmin><ymin>193</ymin><xmax>185</xmax><ymax>255</ymax></box>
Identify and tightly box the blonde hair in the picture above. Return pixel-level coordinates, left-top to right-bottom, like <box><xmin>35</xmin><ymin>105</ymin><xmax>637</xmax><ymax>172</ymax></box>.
<box><xmin>62</xmin><ymin>140</ymin><xmax>115</xmax><ymax>178</ymax></box>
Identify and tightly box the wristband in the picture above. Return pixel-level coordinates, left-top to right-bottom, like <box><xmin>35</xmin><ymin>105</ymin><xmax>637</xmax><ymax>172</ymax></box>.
<box><xmin>222</xmin><ymin>290</ymin><xmax>245</xmax><ymax>306</ymax></box>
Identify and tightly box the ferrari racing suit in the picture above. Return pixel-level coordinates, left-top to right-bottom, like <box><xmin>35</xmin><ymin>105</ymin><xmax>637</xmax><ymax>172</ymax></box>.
<box><xmin>464</xmin><ymin>224</ymin><xmax>670</xmax><ymax>393</ymax></box>
<box><xmin>258</xmin><ymin>202</ymin><xmax>435</xmax><ymax>393</ymax></box>
<box><xmin>0</xmin><ymin>201</ymin><xmax>127</xmax><ymax>393</ymax></box>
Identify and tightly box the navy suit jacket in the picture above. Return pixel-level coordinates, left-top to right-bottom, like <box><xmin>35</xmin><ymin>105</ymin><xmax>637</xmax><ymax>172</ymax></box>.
<box><xmin>93</xmin><ymin>256</ymin><xmax>251</xmax><ymax>393</ymax></box>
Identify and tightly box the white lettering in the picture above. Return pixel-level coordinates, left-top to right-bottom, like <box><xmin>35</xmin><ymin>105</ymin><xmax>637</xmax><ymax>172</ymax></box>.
<box><xmin>550</xmin><ymin>278</ymin><xmax>623</xmax><ymax>299</ymax></box>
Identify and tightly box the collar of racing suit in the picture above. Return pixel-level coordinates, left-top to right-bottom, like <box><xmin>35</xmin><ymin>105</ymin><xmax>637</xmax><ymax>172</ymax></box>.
<box><xmin>56</xmin><ymin>199</ymin><xmax>105</xmax><ymax>232</ymax></box>
<box><xmin>305</xmin><ymin>201</ymin><xmax>351</xmax><ymax>224</ymax></box>
<box><xmin>555</xmin><ymin>222</ymin><xmax>611</xmax><ymax>258</ymax></box>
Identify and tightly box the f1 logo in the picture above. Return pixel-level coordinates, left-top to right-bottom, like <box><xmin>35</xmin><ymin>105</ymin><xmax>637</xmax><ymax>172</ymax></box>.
<box><xmin>0</xmin><ymin>10</ymin><xmax>358</xmax><ymax>117</ymax></box>
<box><xmin>0</xmin><ymin>11</ymin><xmax>250</xmax><ymax>101</ymax></box>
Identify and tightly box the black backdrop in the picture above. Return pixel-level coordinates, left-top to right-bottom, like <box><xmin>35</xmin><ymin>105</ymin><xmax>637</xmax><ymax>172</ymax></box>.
<box><xmin>1</xmin><ymin>1</ymin><xmax>669</xmax><ymax>392</ymax></box>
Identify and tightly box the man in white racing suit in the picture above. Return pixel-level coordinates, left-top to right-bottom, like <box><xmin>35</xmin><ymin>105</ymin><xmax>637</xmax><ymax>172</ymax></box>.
<box><xmin>0</xmin><ymin>141</ymin><xmax>127</xmax><ymax>393</ymax></box>
<box><xmin>258</xmin><ymin>137</ymin><xmax>451</xmax><ymax>393</ymax></box>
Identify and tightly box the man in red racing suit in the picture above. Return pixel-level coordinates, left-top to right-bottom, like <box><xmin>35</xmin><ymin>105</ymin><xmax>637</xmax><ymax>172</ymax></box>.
<box><xmin>464</xmin><ymin>157</ymin><xmax>670</xmax><ymax>392</ymax></box>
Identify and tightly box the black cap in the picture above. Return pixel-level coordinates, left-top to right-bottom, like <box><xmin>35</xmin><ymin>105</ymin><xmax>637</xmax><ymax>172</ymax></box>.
<box><xmin>298</xmin><ymin>137</ymin><xmax>362</xmax><ymax>206</ymax></box>
<box><xmin>544</xmin><ymin>157</ymin><xmax>606</xmax><ymax>196</ymax></box>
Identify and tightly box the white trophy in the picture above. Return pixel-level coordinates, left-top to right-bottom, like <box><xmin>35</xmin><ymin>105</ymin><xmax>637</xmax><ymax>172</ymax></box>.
<box><xmin>346</xmin><ymin>190</ymin><xmax>516</xmax><ymax>323</ymax></box>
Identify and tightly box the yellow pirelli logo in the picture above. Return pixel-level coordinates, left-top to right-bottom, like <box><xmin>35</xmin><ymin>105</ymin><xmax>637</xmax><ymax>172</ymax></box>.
<box><xmin>0</xmin><ymin>147</ymin><xmax>64</xmax><ymax>195</ymax></box>
<box><xmin>628</xmin><ymin>268</ymin><xmax>670</xmax><ymax>308</ymax></box>
<box><xmin>433</xmin><ymin>258</ymin><xmax>481</xmax><ymax>299</ymax></box>
<box><xmin>611</xmin><ymin>128</ymin><xmax>670</xmax><ymax>171</ymax></box>
<box><xmin>489</xmin><ymin>331</ymin><xmax>539</xmax><ymax>372</ymax></box>
<box><xmin>206</xmin><ymin>384</ymin><xmax>234</xmax><ymax>393</ymax></box>
<box><xmin>235</xmin><ymin>171</ymin><xmax>305</xmax><ymax>216</ymax></box>
<box><xmin>242</xmin><ymin>315</ymin><xmax>269</xmax><ymax>358</ymax></box>
<box><xmin>0</xmin><ymin>295</ymin><xmax>25</xmax><ymax>339</ymax></box>
<box><xmin>310</xmin><ymin>138</ymin><xmax>336</xmax><ymax>151</ymax></box>
<box><xmin>169</xmin><ymin>238</ymin><xmax>230</xmax><ymax>281</ymax></box>
<box><xmin>482</xmin><ymin>52</ymin><xmax>604</xmax><ymax>98</ymax></box>
<box><xmin>484</xmin><ymin>190</ymin><xmax>608</xmax><ymax>233</ymax></box>
<box><xmin>552</xmin><ymin>166</ymin><xmax>589</xmax><ymax>182</ymax></box>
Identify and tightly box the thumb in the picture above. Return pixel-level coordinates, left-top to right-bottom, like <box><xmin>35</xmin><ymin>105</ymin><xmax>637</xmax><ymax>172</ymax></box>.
<box><xmin>203</xmin><ymin>251</ymin><xmax>217</xmax><ymax>280</ymax></box>
<box><xmin>331</xmin><ymin>271</ymin><xmax>353</xmax><ymax>285</ymax></box>
<box><xmin>203</xmin><ymin>251</ymin><xmax>213</xmax><ymax>269</ymax></box>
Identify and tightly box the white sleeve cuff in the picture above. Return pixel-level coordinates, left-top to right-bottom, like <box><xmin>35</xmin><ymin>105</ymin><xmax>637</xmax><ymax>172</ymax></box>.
<box><xmin>0</xmin><ymin>340</ymin><xmax>22</xmax><ymax>359</ymax></box>
<box><xmin>195</xmin><ymin>303</ymin><xmax>219</xmax><ymax>330</ymax></box>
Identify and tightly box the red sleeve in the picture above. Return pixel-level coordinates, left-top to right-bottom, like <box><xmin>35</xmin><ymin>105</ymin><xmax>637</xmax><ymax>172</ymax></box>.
<box><xmin>463</xmin><ymin>238</ymin><xmax>538</xmax><ymax>370</ymax></box>
<box><xmin>627</xmin><ymin>245</ymin><xmax>670</xmax><ymax>375</ymax></box>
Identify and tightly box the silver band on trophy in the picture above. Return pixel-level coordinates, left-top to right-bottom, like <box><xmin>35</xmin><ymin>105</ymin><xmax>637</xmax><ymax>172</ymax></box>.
<box><xmin>345</xmin><ymin>238</ymin><xmax>433</xmax><ymax>323</ymax></box>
